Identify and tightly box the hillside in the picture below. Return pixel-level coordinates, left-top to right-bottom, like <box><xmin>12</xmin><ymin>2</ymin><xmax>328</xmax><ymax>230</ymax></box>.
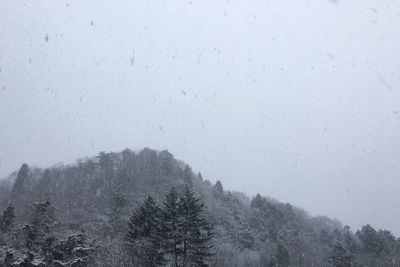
<box><xmin>0</xmin><ymin>148</ymin><xmax>399</xmax><ymax>266</ymax></box>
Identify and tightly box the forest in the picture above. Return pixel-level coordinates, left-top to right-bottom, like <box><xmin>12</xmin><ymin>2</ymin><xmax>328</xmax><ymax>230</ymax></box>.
<box><xmin>0</xmin><ymin>148</ymin><xmax>399</xmax><ymax>266</ymax></box>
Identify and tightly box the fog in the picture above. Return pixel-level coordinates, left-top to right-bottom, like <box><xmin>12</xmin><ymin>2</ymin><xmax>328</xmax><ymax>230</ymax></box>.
<box><xmin>1</xmin><ymin>0</ymin><xmax>400</xmax><ymax>235</ymax></box>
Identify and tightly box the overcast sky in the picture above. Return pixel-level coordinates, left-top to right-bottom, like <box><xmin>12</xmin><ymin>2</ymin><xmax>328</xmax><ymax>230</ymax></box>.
<box><xmin>1</xmin><ymin>0</ymin><xmax>400</xmax><ymax>235</ymax></box>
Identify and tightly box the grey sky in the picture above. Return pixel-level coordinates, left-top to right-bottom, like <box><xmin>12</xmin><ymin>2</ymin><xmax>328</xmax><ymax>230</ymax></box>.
<box><xmin>1</xmin><ymin>0</ymin><xmax>400</xmax><ymax>234</ymax></box>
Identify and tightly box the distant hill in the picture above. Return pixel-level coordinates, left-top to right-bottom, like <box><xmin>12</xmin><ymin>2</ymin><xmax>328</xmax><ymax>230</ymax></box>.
<box><xmin>0</xmin><ymin>148</ymin><xmax>399</xmax><ymax>266</ymax></box>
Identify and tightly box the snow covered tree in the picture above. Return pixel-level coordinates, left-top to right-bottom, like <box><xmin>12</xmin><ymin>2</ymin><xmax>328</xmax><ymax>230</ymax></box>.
<box><xmin>111</xmin><ymin>192</ymin><xmax>127</xmax><ymax>217</ymax></box>
<box><xmin>159</xmin><ymin>150</ymin><xmax>175</xmax><ymax>176</ymax></box>
<box><xmin>36</xmin><ymin>169</ymin><xmax>53</xmax><ymax>201</ymax></box>
<box><xmin>275</xmin><ymin>243</ymin><xmax>291</xmax><ymax>267</ymax></box>
<box><xmin>342</xmin><ymin>226</ymin><xmax>357</xmax><ymax>255</ymax></box>
<box><xmin>178</xmin><ymin>186</ymin><xmax>214</xmax><ymax>266</ymax></box>
<box><xmin>161</xmin><ymin>187</ymin><xmax>182</xmax><ymax>265</ymax></box>
<box><xmin>25</xmin><ymin>201</ymin><xmax>56</xmax><ymax>252</ymax></box>
<box><xmin>197</xmin><ymin>172</ymin><xmax>203</xmax><ymax>181</ymax></box>
<box><xmin>126</xmin><ymin>196</ymin><xmax>165</xmax><ymax>266</ymax></box>
<box><xmin>11</xmin><ymin>163</ymin><xmax>31</xmax><ymax>200</ymax></box>
<box><xmin>355</xmin><ymin>224</ymin><xmax>390</xmax><ymax>266</ymax></box>
<box><xmin>357</xmin><ymin>224</ymin><xmax>384</xmax><ymax>255</ymax></box>
<box><xmin>51</xmin><ymin>233</ymin><xmax>93</xmax><ymax>266</ymax></box>
<box><xmin>212</xmin><ymin>180</ymin><xmax>224</xmax><ymax>195</ymax></box>
<box><xmin>250</xmin><ymin>194</ymin><xmax>264</xmax><ymax>209</ymax></box>
<box><xmin>0</xmin><ymin>203</ymin><xmax>15</xmax><ymax>232</ymax></box>
<box><xmin>128</xmin><ymin>187</ymin><xmax>214</xmax><ymax>266</ymax></box>
<box><xmin>0</xmin><ymin>203</ymin><xmax>15</xmax><ymax>246</ymax></box>
<box><xmin>327</xmin><ymin>240</ymin><xmax>353</xmax><ymax>267</ymax></box>
<box><xmin>182</xmin><ymin>165</ymin><xmax>193</xmax><ymax>188</ymax></box>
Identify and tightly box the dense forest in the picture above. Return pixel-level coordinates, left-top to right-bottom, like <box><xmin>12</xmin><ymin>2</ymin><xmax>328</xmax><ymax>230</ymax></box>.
<box><xmin>0</xmin><ymin>148</ymin><xmax>399</xmax><ymax>266</ymax></box>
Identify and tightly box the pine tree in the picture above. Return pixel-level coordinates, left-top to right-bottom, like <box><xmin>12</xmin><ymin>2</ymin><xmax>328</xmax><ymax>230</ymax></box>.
<box><xmin>182</xmin><ymin>165</ymin><xmax>193</xmax><ymax>188</ymax></box>
<box><xmin>327</xmin><ymin>240</ymin><xmax>353</xmax><ymax>267</ymax></box>
<box><xmin>212</xmin><ymin>180</ymin><xmax>224</xmax><ymax>195</ymax></box>
<box><xmin>159</xmin><ymin>187</ymin><xmax>214</xmax><ymax>266</ymax></box>
<box><xmin>357</xmin><ymin>224</ymin><xmax>384</xmax><ymax>255</ymax></box>
<box><xmin>275</xmin><ymin>243</ymin><xmax>290</xmax><ymax>267</ymax></box>
<box><xmin>197</xmin><ymin>172</ymin><xmax>203</xmax><ymax>181</ymax></box>
<box><xmin>0</xmin><ymin>203</ymin><xmax>15</xmax><ymax>232</ymax></box>
<box><xmin>126</xmin><ymin>196</ymin><xmax>165</xmax><ymax>266</ymax></box>
<box><xmin>161</xmin><ymin>187</ymin><xmax>182</xmax><ymax>266</ymax></box>
<box><xmin>36</xmin><ymin>169</ymin><xmax>53</xmax><ymax>201</ymax></box>
<box><xmin>178</xmin><ymin>186</ymin><xmax>214</xmax><ymax>266</ymax></box>
<box><xmin>0</xmin><ymin>203</ymin><xmax>15</xmax><ymax>246</ymax></box>
<box><xmin>250</xmin><ymin>194</ymin><xmax>265</xmax><ymax>209</ymax></box>
<box><xmin>24</xmin><ymin>201</ymin><xmax>56</xmax><ymax>252</ymax></box>
<box><xmin>110</xmin><ymin>169</ymin><xmax>129</xmax><ymax>219</ymax></box>
<box><xmin>52</xmin><ymin>233</ymin><xmax>93</xmax><ymax>266</ymax></box>
<box><xmin>342</xmin><ymin>225</ymin><xmax>357</xmax><ymax>254</ymax></box>
<box><xmin>96</xmin><ymin>152</ymin><xmax>116</xmax><ymax>206</ymax></box>
<box><xmin>160</xmin><ymin>150</ymin><xmax>174</xmax><ymax>176</ymax></box>
<box><xmin>356</xmin><ymin>224</ymin><xmax>385</xmax><ymax>266</ymax></box>
<box><xmin>11</xmin><ymin>163</ymin><xmax>31</xmax><ymax>199</ymax></box>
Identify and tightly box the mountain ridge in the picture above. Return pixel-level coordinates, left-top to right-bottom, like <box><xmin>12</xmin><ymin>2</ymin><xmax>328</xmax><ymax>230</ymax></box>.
<box><xmin>0</xmin><ymin>148</ymin><xmax>399</xmax><ymax>266</ymax></box>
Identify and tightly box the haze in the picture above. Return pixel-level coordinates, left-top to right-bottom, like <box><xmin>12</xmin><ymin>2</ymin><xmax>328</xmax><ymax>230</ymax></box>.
<box><xmin>0</xmin><ymin>0</ymin><xmax>400</xmax><ymax>235</ymax></box>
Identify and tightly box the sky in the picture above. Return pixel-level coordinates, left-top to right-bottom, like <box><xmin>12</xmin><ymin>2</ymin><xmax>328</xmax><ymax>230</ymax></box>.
<box><xmin>0</xmin><ymin>0</ymin><xmax>400</xmax><ymax>235</ymax></box>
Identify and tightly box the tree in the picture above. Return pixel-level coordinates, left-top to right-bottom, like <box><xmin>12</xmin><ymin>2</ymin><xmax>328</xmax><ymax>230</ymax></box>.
<box><xmin>25</xmin><ymin>201</ymin><xmax>56</xmax><ymax>252</ymax></box>
<box><xmin>0</xmin><ymin>203</ymin><xmax>15</xmax><ymax>232</ymax></box>
<box><xmin>161</xmin><ymin>187</ymin><xmax>182</xmax><ymax>266</ymax></box>
<box><xmin>212</xmin><ymin>180</ymin><xmax>224</xmax><ymax>195</ymax></box>
<box><xmin>357</xmin><ymin>224</ymin><xmax>384</xmax><ymax>255</ymax></box>
<box><xmin>250</xmin><ymin>194</ymin><xmax>264</xmax><ymax>209</ymax></box>
<box><xmin>327</xmin><ymin>241</ymin><xmax>353</xmax><ymax>267</ymax></box>
<box><xmin>159</xmin><ymin>150</ymin><xmax>174</xmax><ymax>176</ymax></box>
<box><xmin>0</xmin><ymin>203</ymin><xmax>15</xmax><ymax>246</ymax></box>
<box><xmin>36</xmin><ymin>169</ymin><xmax>53</xmax><ymax>201</ymax></box>
<box><xmin>355</xmin><ymin>225</ymin><xmax>397</xmax><ymax>266</ymax></box>
<box><xmin>182</xmin><ymin>165</ymin><xmax>193</xmax><ymax>188</ymax></box>
<box><xmin>111</xmin><ymin>192</ymin><xmax>127</xmax><ymax>217</ymax></box>
<box><xmin>342</xmin><ymin>225</ymin><xmax>357</xmax><ymax>254</ymax></box>
<box><xmin>51</xmin><ymin>233</ymin><xmax>94</xmax><ymax>266</ymax></box>
<box><xmin>197</xmin><ymin>172</ymin><xmax>203</xmax><ymax>181</ymax></box>
<box><xmin>129</xmin><ymin>187</ymin><xmax>215</xmax><ymax>267</ymax></box>
<box><xmin>110</xmin><ymin>169</ymin><xmax>129</xmax><ymax>219</ymax></box>
<box><xmin>319</xmin><ymin>229</ymin><xmax>332</xmax><ymax>246</ymax></box>
<box><xmin>126</xmin><ymin>196</ymin><xmax>165</xmax><ymax>266</ymax></box>
<box><xmin>178</xmin><ymin>186</ymin><xmax>214</xmax><ymax>266</ymax></box>
<box><xmin>276</xmin><ymin>243</ymin><xmax>291</xmax><ymax>267</ymax></box>
<box><xmin>11</xmin><ymin>163</ymin><xmax>31</xmax><ymax>199</ymax></box>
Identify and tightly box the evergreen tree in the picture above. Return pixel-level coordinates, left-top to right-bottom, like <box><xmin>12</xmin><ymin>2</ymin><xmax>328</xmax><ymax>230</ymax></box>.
<box><xmin>11</xmin><ymin>163</ymin><xmax>31</xmax><ymax>199</ymax></box>
<box><xmin>197</xmin><ymin>172</ymin><xmax>203</xmax><ymax>181</ymax></box>
<box><xmin>212</xmin><ymin>180</ymin><xmax>224</xmax><ymax>195</ymax></box>
<box><xmin>327</xmin><ymin>240</ymin><xmax>353</xmax><ymax>267</ymax></box>
<box><xmin>110</xmin><ymin>169</ymin><xmax>129</xmax><ymax>219</ymax></box>
<box><xmin>356</xmin><ymin>224</ymin><xmax>386</xmax><ymax>266</ymax></box>
<box><xmin>0</xmin><ymin>203</ymin><xmax>15</xmax><ymax>246</ymax></box>
<box><xmin>276</xmin><ymin>243</ymin><xmax>291</xmax><ymax>267</ymax></box>
<box><xmin>0</xmin><ymin>203</ymin><xmax>15</xmax><ymax>232</ymax></box>
<box><xmin>319</xmin><ymin>229</ymin><xmax>332</xmax><ymax>246</ymax></box>
<box><xmin>126</xmin><ymin>196</ymin><xmax>165</xmax><ymax>266</ymax></box>
<box><xmin>178</xmin><ymin>186</ymin><xmax>214</xmax><ymax>266</ymax></box>
<box><xmin>52</xmin><ymin>233</ymin><xmax>93</xmax><ymax>266</ymax></box>
<box><xmin>36</xmin><ymin>169</ymin><xmax>53</xmax><ymax>201</ymax></box>
<box><xmin>97</xmin><ymin>152</ymin><xmax>115</xmax><ymax>194</ymax></box>
<box><xmin>159</xmin><ymin>150</ymin><xmax>174</xmax><ymax>176</ymax></box>
<box><xmin>161</xmin><ymin>187</ymin><xmax>182</xmax><ymax>266</ymax></box>
<box><xmin>25</xmin><ymin>201</ymin><xmax>56</xmax><ymax>252</ymax></box>
<box><xmin>342</xmin><ymin>225</ymin><xmax>357</xmax><ymax>254</ymax></box>
<box><xmin>250</xmin><ymin>194</ymin><xmax>265</xmax><ymax>209</ymax></box>
<box><xmin>357</xmin><ymin>224</ymin><xmax>384</xmax><ymax>255</ymax></box>
<box><xmin>182</xmin><ymin>165</ymin><xmax>193</xmax><ymax>188</ymax></box>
